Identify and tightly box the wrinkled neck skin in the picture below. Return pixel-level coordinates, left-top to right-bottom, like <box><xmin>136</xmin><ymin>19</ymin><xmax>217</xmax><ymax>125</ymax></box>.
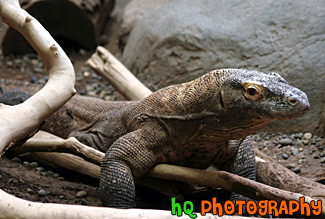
<box><xmin>210</xmin><ymin>109</ymin><xmax>272</xmax><ymax>140</ymax></box>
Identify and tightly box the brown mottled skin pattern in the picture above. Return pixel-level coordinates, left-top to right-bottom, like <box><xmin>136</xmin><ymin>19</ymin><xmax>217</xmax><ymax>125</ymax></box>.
<box><xmin>0</xmin><ymin>69</ymin><xmax>310</xmax><ymax>208</ymax></box>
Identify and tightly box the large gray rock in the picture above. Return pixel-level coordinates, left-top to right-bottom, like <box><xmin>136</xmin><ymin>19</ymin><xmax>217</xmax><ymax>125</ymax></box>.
<box><xmin>122</xmin><ymin>0</ymin><xmax>325</xmax><ymax>134</ymax></box>
<box><xmin>119</xmin><ymin>0</ymin><xmax>172</xmax><ymax>46</ymax></box>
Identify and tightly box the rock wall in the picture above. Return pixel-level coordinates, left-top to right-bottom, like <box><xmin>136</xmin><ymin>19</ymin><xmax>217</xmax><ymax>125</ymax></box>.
<box><xmin>121</xmin><ymin>0</ymin><xmax>325</xmax><ymax>134</ymax></box>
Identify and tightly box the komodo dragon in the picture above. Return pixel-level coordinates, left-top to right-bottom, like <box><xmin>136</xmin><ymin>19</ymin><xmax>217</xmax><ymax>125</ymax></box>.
<box><xmin>0</xmin><ymin>69</ymin><xmax>310</xmax><ymax>208</ymax></box>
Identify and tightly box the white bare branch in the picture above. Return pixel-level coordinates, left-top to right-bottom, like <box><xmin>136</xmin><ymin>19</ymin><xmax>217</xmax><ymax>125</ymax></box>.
<box><xmin>0</xmin><ymin>0</ymin><xmax>76</xmax><ymax>154</ymax></box>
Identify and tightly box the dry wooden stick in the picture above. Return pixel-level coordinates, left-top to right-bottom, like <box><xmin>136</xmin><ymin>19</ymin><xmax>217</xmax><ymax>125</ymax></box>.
<box><xmin>87</xmin><ymin>46</ymin><xmax>152</xmax><ymax>100</ymax></box>
<box><xmin>14</xmin><ymin>135</ymin><xmax>103</xmax><ymax>165</ymax></box>
<box><xmin>255</xmin><ymin>150</ymin><xmax>325</xmax><ymax>199</ymax></box>
<box><xmin>1</xmin><ymin>189</ymin><xmax>237</xmax><ymax>219</ymax></box>
<box><xmin>18</xmin><ymin>133</ymin><xmax>325</xmax><ymax>203</ymax></box>
<box><xmin>12</xmin><ymin>131</ymin><xmax>325</xmax><ymax>214</ymax></box>
<box><xmin>0</xmin><ymin>0</ymin><xmax>75</xmax><ymax>155</ymax></box>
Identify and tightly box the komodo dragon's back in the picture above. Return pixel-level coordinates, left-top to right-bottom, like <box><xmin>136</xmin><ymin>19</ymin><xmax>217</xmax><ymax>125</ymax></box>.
<box><xmin>0</xmin><ymin>69</ymin><xmax>310</xmax><ymax>209</ymax></box>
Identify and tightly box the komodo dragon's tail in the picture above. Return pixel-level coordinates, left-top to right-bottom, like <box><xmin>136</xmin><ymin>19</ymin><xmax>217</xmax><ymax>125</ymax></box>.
<box><xmin>0</xmin><ymin>88</ymin><xmax>31</xmax><ymax>105</ymax></box>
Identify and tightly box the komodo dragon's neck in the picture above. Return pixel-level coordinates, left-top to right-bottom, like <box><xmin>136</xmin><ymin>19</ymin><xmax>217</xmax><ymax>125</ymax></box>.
<box><xmin>125</xmin><ymin>69</ymin><xmax>236</xmax><ymax>121</ymax></box>
<box><xmin>176</xmin><ymin>69</ymin><xmax>231</xmax><ymax>114</ymax></box>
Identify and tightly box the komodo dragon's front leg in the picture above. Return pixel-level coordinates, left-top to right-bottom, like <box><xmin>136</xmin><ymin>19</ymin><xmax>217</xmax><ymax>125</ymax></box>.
<box><xmin>220</xmin><ymin>136</ymin><xmax>256</xmax><ymax>202</ymax></box>
<box><xmin>99</xmin><ymin>122</ymin><xmax>168</xmax><ymax>208</ymax></box>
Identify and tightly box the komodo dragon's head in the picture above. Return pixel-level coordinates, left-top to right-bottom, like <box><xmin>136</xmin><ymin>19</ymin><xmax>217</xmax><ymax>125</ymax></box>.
<box><xmin>218</xmin><ymin>69</ymin><xmax>310</xmax><ymax>120</ymax></box>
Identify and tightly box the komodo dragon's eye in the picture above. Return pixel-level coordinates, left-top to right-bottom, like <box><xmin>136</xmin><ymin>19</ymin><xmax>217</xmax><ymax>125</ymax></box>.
<box><xmin>242</xmin><ymin>82</ymin><xmax>263</xmax><ymax>101</ymax></box>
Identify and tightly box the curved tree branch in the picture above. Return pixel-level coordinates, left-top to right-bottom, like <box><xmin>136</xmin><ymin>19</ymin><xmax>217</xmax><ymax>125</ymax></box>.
<box><xmin>0</xmin><ymin>0</ymin><xmax>76</xmax><ymax>155</ymax></box>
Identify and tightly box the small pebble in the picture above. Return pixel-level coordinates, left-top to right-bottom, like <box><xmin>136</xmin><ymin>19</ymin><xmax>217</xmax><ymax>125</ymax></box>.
<box><xmin>286</xmin><ymin>164</ymin><xmax>295</xmax><ymax>169</ymax></box>
<box><xmin>320</xmin><ymin>157</ymin><xmax>325</xmax><ymax>163</ymax></box>
<box><xmin>41</xmin><ymin>172</ymin><xmax>49</xmax><ymax>177</ymax></box>
<box><xmin>53</xmin><ymin>173</ymin><xmax>60</xmax><ymax>178</ymax></box>
<box><xmin>38</xmin><ymin>189</ymin><xmax>51</xmax><ymax>196</ymax></box>
<box><xmin>27</xmin><ymin>188</ymin><xmax>33</xmax><ymax>193</ymax></box>
<box><xmin>29</xmin><ymin>161</ymin><xmax>38</xmax><ymax>168</ymax></box>
<box><xmin>38</xmin><ymin>78</ymin><xmax>46</xmax><ymax>84</ymax></box>
<box><xmin>81</xmin><ymin>199</ymin><xmax>89</xmax><ymax>205</ymax></box>
<box><xmin>6</xmin><ymin>61</ymin><xmax>13</xmax><ymax>67</ymax></box>
<box><xmin>295</xmin><ymin>140</ymin><xmax>302</xmax><ymax>146</ymax></box>
<box><xmin>292</xmin><ymin>148</ymin><xmax>299</xmax><ymax>156</ymax></box>
<box><xmin>14</xmin><ymin>58</ymin><xmax>22</xmax><ymax>64</ymax></box>
<box><xmin>83</xmin><ymin>71</ymin><xmax>90</xmax><ymax>77</ymax></box>
<box><xmin>295</xmin><ymin>133</ymin><xmax>303</xmax><ymax>138</ymax></box>
<box><xmin>279</xmin><ymin>138</ymin><xmax>292</xmax><ymax>146</ymax></box>
<box><xmin>8</xmin><ymin>178</ymin><xmax>18</xmax><ymax>184</ymax></box>
<box><xmin>30</xmin><ymin>76</ymin><xmax>38</xmax><ymax>83</ymax></box>
<box><xmin>11</xmin><ymin>157</ymin><xmax>21</xmax><ymax>163</ymax></box>
<box><xmin>302</xmin><ymin>139</ymin><xmax>309</xmax><ymax>145</ymax></box>
<box><xmin>34</xmin><ymin>67</ymin><xmax>44</xmax><ymax>74</ymax></box>
<box><xmin>303</xmin><ymin>133</ymin><xmax>312</xmax><ymax>140</ymax></box>
<box><xmin>79</xmin><ymin>49</ymin><xmax>86</xmax><ymax>55</ymax></box>
<box><xmin>282</xmin><ymin>153</ymin><xmax>289</xmax><ymax>160</ymax></box>
<box><xmin>79</xmin><ymin>90</ymin><xmax>87</xmax><ymax>95</ymax></box>
<box><xmin>296</xmin><ymin>153</ymin><xmax>305</xmax><ymax>159</ymax></box>
<box><xmin>59</xmin><ymin>195</ymin><xmax>65</xmax><ymax>199</ymax></box>
<box><xmin>76</xmin><ymin>191</ymin><xmax>87</xmax><ymax>198</ymax></box>
<box><xmin>92</xmin><ymin>73</ymin><xmax>99</xmax><ymax>79</ymax></box>
<box><xmin>293</xmin><ymin>167</ymin><xmax>301</xmax><ymax>173</ymax></box>
<box><xmin>36</xmin><ymin>167</ymin><xmax>45</xmax><ymax>172</ymax></box>
<box><xmin>88</xmin><ymin>91</ymin><xmax>96</xmax><ymax>96</ymax></box>
<box><xmin>282</xmin><ymin>134</ymin><xmax>288</xmax><ymax>138</ymax></box>
<box><xmin>31</xmin><ymin>59</ymin><xmax>39</xmax><ymax>65</ymax></box>
<box><xmin>23</xmin><ymin>161</ymin><xmax>30</xmax><ymax>167</ymax></box>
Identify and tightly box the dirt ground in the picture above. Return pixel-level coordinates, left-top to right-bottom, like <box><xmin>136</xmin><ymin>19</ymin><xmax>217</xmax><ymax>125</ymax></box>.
<box><xmin>0</xmin><ymin>4</ymin><xmax>324</xmax><ymax>217</ymax></box>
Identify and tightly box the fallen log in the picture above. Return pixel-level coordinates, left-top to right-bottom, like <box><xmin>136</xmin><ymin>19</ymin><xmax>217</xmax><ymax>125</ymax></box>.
<box><xmin>2</xmin><ymin>0</ymin><xmax>115</xmax><ymax>55</ymax></box>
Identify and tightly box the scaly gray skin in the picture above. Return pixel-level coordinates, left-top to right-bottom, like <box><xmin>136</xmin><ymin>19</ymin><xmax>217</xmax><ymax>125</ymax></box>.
<box><xmin>0</xmin><ymin>69</ymin><xmax>310</xmax><ymax>208</ymax></box>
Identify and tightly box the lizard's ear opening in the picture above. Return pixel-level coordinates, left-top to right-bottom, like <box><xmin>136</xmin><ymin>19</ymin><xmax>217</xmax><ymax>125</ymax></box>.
<box><xmin>242</xmin><ymin>82</ymin><xmax>263</xmax><ymax>101</ymax></box>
